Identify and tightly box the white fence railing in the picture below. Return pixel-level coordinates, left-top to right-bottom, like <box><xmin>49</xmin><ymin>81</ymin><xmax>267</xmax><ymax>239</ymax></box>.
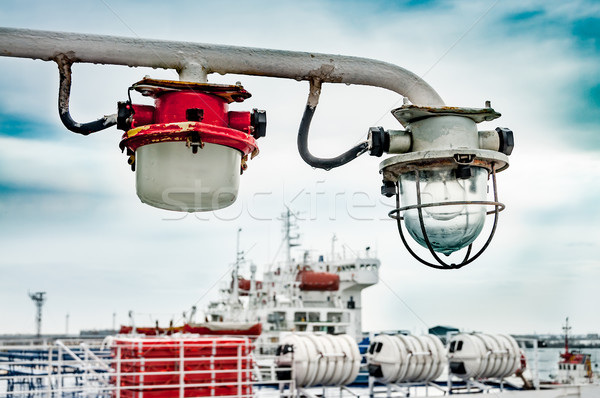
<box><xmin>0</xmin><ymin>336</ymin><xmax>553</xmax><ymax>398</ymax></box>
<box><xmin>0</xmin><ymin>338</ymin><xmax>294</xmax><ymax>398</ymax></box>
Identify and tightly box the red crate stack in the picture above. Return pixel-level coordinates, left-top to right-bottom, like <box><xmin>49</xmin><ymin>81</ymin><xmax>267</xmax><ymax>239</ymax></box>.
<box><xmin>110</xmin><ymin>337</ymin><xmax>253</xmax><ymax>398</ymax></box>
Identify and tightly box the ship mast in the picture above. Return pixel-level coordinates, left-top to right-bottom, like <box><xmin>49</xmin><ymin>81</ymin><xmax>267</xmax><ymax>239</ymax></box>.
<box><xmin>229</xmin><ymin>228</ymin><xmax>244</xmax><ymax>308</ymax></box>
<box><xmin>331</xmin><ymin>234</ymin><xmax>337</xmax><ymax>262</ymax></box>
<box><xmin>283</xmin><ymin>208</ymin><xmax>300</xmax><ymax>265</ymax></box>
<box><xmin>563</xmin><ymin>317</ymin><xmax>571</xmax><ymax>355</ymax></box>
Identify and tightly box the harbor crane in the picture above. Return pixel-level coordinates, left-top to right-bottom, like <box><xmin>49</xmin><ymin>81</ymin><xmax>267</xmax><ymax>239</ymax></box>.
<box><xmin>28</xmin><ymin>291</ymin><xmax>46</xmax><ymax>337</ymax></box>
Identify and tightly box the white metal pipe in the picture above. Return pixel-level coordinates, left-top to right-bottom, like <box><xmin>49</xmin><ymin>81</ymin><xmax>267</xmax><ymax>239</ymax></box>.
<box><xmin>179</xmin><ymin>339</ymin><xmax>185</xmax><ymax>398</ymax></box>
<box><xmin>0</xmin><ymin>27</ymin><xmax>444</xmax><ymax>105</ymax></box>
<box><xmin>79</xmin><ymin>342</ymin><xmax>112</xmax><ymax>371</ymax></box>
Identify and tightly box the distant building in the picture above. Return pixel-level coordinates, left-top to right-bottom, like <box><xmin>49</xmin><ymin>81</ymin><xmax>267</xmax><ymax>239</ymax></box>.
<box><xmin>429</xmin><ymin>325</ymin><xmax>459</xmax><ymax>343</ymax></box>
<box><xmin>377</xmin><ymin>329</ymin><xmax>411</xmax><ymax>336</ymax></box>
<box><xmin>79</xmin><ymin>329</ymin><xmax>117</xmax><ymax>338</ymax></box>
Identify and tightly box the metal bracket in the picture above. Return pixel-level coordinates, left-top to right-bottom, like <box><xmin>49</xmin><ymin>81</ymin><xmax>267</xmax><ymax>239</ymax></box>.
<box><xmin>186</xmin><ymin>132</ymin><xmax>204</xmax><ymax>154</ymax></box>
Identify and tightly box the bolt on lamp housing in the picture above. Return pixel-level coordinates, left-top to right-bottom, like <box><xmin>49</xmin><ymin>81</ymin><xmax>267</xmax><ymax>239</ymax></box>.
<box><xmin>376</xmin><ymin>105</ymin><xmax>513</xmax><ymax>269</ymax></box>
<box><xmin>118</xmin><ymin>78</ymin><xmax>265</xmax><ymax>212</ymax></box>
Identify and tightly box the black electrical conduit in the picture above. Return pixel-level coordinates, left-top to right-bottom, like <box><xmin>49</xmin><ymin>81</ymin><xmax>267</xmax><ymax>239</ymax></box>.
<box><xmin>297</xmin><ymin>80</ymin><xmax>369</xmax><ymax>170</ymax></box>
<box><xmin>55</xmin><ymin>54</ymin><xmax>117</xmax><ymax>135</ymax></box>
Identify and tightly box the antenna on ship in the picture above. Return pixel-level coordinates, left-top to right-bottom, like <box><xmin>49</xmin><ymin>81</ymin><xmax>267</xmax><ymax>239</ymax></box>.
<box><xmin>283</xmin><ymin>207</ymin><xmax>300</xmax><ymax>264</ymax></box>
<box><xmin>188</xmin><ymin>306</ymin><xmax>197</xmax><ymax>323</ymax></box>
<box><xmin>28</xmin><ymin>291</ymin><xmax>46</xmax><ymax>338</ymax></box>
<box><xmin>563</xmin><ymin>317</ymin><xmax>571</xmax><ymax>355</ymax></box>
<box><xmin>230</xmin><ymin>228</ymin><xmax>244</xmax><ymax>305</ymax></box>
<box><xmin>331</xmin><ymin>234</ymin><xmax>337</xmax><ymax>261</ymax></box>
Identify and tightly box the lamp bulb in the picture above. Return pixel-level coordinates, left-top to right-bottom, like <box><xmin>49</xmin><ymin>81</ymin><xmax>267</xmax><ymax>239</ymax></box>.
<box><xmin>421</xmin><ymin>171</ymin><xmax>466</xmax><ymax>221</ymax></box>
<box><xmin>400</xmin><ymin>167</ymin><xmax>488</xmax><ymax>255</ymax></box>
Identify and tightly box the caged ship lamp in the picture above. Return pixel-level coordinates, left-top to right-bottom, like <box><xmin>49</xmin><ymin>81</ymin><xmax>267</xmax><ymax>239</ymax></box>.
<box><xmin>0</xmin><ymin>27</ymin><xmax>514</xmax><ymax>268</ymax></box>
<box><xmin>369</xmin><ymin>104</ymin><xmax>514</xmax><ymax>269</ymax></box>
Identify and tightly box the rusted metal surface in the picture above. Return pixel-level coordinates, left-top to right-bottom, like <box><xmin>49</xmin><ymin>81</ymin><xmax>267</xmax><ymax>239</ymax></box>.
<box><xmin>392</xmin><ymin>105</ymin><xmax>501</xmax><ymax>127</ymax></box>
<box><xmin>379</xmin><ymin>149</ymin><xmax>509</xmax><ymax>182</ymax></box>
<box><xmin>119</xmin><ymin>78</ymin><xmax>260</xmax><ymax>179</ymax></box>
<box><xmin>119</xmin><ymin>121</ymin><xmax>258</xmax><ymax>156</ymax></box>
<box><xmin>0</xmin><ymin>27</ymin><xmax>444</xmax><ymax>105</ymax></box>
<box><xmin>130</xmin><ymin>78</ymin><xmax>252</xmax><ymax>103</ymax></box>
<box><xmin>56</xmin><ymin>53</ymin><xmax>117</xmax><ymax>134</ymax></box>
<box><xmin>306</xmin><ymin>78</ymin><xmax>322</xmax><ymax>108</ymax></box>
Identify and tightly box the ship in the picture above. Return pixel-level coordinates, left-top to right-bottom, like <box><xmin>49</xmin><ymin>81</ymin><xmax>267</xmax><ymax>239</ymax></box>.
<box><xmin>3</xmin><ymin>216</ymin><xmax>599</xmax><ymax>397</ymax></box>
<box><xmin>201</xmin><ymin>209</ymin><xmax>380</xmax><ymax>350</ymax></box>
<box><xmin>3</xmin><ymin>229</ymin><xmax>600</xmax><ymax>397</ymax></box>
<box><xmin>556</xmin><ymin>318</ymin><xmax>595</xmax><ymax>385</ymax></box>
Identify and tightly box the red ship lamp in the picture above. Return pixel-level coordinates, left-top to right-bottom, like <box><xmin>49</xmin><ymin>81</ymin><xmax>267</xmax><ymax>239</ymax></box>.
<box><xmin>117</xmin><ymin>78</ymin><xmax>265</xmax><ymax>212</ymax></box>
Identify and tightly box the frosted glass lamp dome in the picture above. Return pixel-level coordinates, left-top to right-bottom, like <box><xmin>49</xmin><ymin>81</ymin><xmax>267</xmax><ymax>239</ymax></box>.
<box><xmin>117</xmin><ymin>79</ymin><xmax>262</xmax><ymax>214</ymax></box>
<box><xmin>136</xmin><ymin>141</ymin><xmax>241</xmax><ymax>212</ymax></box>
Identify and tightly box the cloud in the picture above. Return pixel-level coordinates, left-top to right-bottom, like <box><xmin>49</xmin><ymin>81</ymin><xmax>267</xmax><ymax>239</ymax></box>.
<box><xmin>0</xmin><ymin>135</ymin><xmax>130</xmax><ymax>196</ymax></box>
<box><xmin>492</xmin><ymin>2</ymin><xmax>600</xmax><ymax>149</ymax></box>
<box><xmin>572</xmin><ymin>16</ymin><xmax>600</xmax><ymax>51</ymax></box>
<box><xmin>0</xmin><ymin>113</ymin><xmax>59</xmax><ymax>139</ymax></box>
<box><xmin>504</xmin><ymin>9</ymin><xmax>546</xmax><ymax>22</ymax></box>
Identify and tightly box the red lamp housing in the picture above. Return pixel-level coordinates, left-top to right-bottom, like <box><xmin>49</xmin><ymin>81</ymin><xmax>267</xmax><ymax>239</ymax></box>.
<box><xmin>118</xmin><ymin>78</ymin><xmax>265</xmax><ymax>212</ymax></box>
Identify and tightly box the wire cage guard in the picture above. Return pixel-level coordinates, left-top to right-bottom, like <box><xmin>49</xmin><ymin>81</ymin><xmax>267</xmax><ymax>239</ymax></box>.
<box><xmin>388</xmin><ymin>165</ymin><xmax>505</xmax><ymax>270</ymax></box>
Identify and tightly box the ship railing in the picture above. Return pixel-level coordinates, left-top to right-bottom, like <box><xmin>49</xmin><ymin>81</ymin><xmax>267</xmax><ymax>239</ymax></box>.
<box><xmin>0</xmin><ymin>338</ymin><xmax>297</xmax><ymax>398</ymax></box>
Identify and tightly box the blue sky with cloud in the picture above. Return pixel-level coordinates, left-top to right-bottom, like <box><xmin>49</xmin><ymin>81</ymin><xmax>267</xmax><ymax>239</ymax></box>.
<box><xmin>0</xmin><ymin>0</ymin><xmax>599</xmax><ymax>336</ymax></box>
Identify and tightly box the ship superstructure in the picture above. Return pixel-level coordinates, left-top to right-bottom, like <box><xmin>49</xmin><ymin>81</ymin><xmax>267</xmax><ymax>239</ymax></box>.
<box><xmin>557</xmin><ymin>318</ymin><xmax>594</xmax><ymax>384</ymax></box>
<box><xmin>205</xmin><ymin>210</ymin><xmax>380</xmax><ymax>345</ymax></box>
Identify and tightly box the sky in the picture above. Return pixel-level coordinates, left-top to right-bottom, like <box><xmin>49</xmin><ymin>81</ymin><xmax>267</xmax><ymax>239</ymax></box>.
<box><xmin>0</xmin><ymin>0</ymin><xmax>599</xmax><ymax>337</ymax></box>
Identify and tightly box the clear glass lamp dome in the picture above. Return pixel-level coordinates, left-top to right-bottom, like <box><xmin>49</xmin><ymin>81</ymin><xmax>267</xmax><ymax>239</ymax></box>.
<box><xmin>399</xmin><ymin>166</ymin><xmax>488</xmax><ymax>256</ymax></box>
